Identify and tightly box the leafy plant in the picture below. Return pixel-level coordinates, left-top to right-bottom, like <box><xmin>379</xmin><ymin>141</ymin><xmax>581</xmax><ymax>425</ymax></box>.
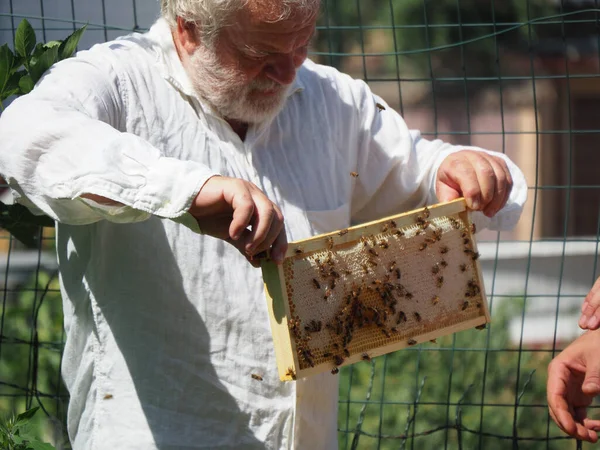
<box><xmin>0</xmin><ymin>19</ymin><xmax>86</xmax><ymax>248</ymax></box>
<box><xmin>0</xmin><ymin>407</ymin><xmax>55</xmax><ymax>450</ymax></box>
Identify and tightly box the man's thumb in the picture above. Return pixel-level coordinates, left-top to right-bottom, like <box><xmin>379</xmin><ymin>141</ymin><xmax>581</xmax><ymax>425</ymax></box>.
<box><xmin>582</xmin><ymin>361</ymin><xmax>600</xmax><ymax>395</ymax></box>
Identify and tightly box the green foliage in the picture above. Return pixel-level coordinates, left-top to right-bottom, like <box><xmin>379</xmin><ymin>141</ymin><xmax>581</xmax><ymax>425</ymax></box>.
<box><xmin>0</xmin><ymin>20</ymin><xmax>86</xmax><ymax>248</ymax></box>
<box><xmin>316</xmin><ymin>0</ymin><xmax>558</xmax><ymax>81</ymax></box>
<box><xmin>0</xmin><ymin>407</ymin><xmax>56</xmax><ymax>450</ymax></box>
<box><xmin>337</xmin><ymin>298</ymin><xmax>577</xmax><ymax>450</ymax></box>
<box><xmin>0</xmin><ymin>271</ymin><xmax>67</xmax><ymax>449</ymax></box>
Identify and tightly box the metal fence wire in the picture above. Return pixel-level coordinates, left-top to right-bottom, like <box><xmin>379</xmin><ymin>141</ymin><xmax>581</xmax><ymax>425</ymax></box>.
<box><xmin>1</xmin><ymin>0</ymin><xmax>600</xmax><ymax>449</ymax></box>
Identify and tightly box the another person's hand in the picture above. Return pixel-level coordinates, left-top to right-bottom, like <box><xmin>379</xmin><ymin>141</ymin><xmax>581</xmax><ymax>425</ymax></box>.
<box><xmin>189</xmin><ymin>176</ymin><xmax>287</xmax><ymax>266</ymax></box>
<box><xmin>436</xmin><ymin>150</ymin><xmax>513</xmax><ymax>217</ymax></box>
<box><xmin>579</xmin><ymin>277</ymin><xmax>600</xmax><ymax>330</ymax></box>
<box><xmin>547</xmin><ymin>330</ymin><xmax>600</xmax><ymax>443</ymax></box>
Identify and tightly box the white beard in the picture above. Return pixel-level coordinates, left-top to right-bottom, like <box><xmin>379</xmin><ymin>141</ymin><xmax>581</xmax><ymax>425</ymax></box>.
<box><xmin>186</xmin><ymin>46</ymin><xmax>292</xmax><ymax>124</ymax></box>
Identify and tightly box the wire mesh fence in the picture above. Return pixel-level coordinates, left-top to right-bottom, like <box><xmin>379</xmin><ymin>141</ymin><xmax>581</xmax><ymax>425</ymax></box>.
<box><xmin>1</xmin><ymin>0</ymin><xmax>599</xmax><ymax>448</ymax></box>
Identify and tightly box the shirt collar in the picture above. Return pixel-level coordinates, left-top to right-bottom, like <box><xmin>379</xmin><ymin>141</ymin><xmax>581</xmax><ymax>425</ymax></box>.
<box><xmin>147</xmin><ymin>19</ymin><xmax>304</xmax><ymax>100</ymax></box>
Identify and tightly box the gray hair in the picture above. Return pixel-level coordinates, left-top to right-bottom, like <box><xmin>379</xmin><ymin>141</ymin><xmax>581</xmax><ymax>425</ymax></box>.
<box><xmin>160</xmin><ymin>0</ymin><xmax>320</xmax><ymax>48</ymax></box>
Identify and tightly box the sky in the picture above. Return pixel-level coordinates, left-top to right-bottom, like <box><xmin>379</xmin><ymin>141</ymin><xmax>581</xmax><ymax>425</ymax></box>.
<box><xmin>1</xmin><ymin>0</ymin><xmax>160</xmax><ymax>50</ymax></box>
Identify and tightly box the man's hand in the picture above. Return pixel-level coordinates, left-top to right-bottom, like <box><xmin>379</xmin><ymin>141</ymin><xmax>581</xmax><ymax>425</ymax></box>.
<box><xmin>189</xmin><ymin>176</ymin><xmax>287</xmax><ymax>266</ymax></box>
<box><xmin>547</xmin><ymin>330</ymin><xmax>600</xmax><ymax>443</ymax></box>
<box><xmin>436</xmin><ymin>150</ymin><xmax>513</xmax><ymax>217</ymax></box>
<box><xmin>579</xmin><ymin>277</ymin><xmax>600</xmax><ymax>330</ymax></box>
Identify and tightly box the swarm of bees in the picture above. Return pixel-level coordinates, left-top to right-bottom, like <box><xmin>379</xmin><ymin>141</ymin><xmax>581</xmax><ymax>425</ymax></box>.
<box><xmin>278</xmin><ymin>203</ymin><xmax>487</xmax><ymax>380</ymax></box>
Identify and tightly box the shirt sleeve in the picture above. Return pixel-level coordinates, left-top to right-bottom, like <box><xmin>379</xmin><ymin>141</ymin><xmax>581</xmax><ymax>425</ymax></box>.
<box><xmin>0</xmin><ymin>49</ymin><xmax>217</xmax><ymax>226</ymax></box>
<box><xmin>348</xmin><ymin>80</ymin><xmax>527</xmax><ymax>231</ymax></box>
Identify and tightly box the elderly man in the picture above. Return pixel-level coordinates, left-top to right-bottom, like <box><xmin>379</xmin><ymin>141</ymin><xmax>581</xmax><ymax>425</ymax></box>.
<box><xmin>0</xmin><ymin>0</ymin><xmax>527</xmax><ymax>448</ymax></box>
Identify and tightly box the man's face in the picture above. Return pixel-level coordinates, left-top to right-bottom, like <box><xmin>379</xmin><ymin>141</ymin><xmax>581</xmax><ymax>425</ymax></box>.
<box><xmin>185</xmin><ymin>4</ymin><xmax>317</xmax><ymax>124</ymax></box>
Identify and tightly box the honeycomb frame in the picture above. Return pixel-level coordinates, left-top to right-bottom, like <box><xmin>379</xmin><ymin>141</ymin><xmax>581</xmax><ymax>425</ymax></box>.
<box><xmin>261</xmin><ymin>199</ymin><xmax>490</xmax><ymax>381</ymax></box>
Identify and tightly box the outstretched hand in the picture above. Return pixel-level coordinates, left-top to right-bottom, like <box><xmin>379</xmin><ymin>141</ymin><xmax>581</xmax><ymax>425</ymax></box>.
<box><xmin>579</xmin><ymin>277</ymin><xmax>600</xmax><ymax>330</ymax></box>
<box><xmin>189</xmin><ymin>176</ymin><xmax>287</xmax><ymax>266</ymax></box>
<box><xmin>436</xmin><ymin>150</ymin><xmax>513</xmax><ymax>217</ymax></box>
<box><xmin>547</xmin><ymin>330</ymin><xmax>600</xmax><ymax>443</ymax></box>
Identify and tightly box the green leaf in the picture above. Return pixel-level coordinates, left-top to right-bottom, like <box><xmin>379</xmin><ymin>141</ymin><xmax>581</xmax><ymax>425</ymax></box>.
<box><xmin>14</xmin><ymin>19</ymin><xmax>36</xmax><ymax>58</ymax></box>
<box><xmin>24</xmin><ymin>438</ymin><xmax>56</xmax><ymax>450</ymax></box>
<box><xmin>43</xmin><ymin>40</ymin><xmax>61</xmax><ymax>49</ymax></box>
<box><xmin>18</xmin><ymin>75</ymin><xmax>34</xmax><ymax>94</ymax></box>
<box><xmin>0</xmin><ymin>44</ymin><xmax>15</xmax><ymax>93</ymax></box>
<box><xmin>14</xmin><ymin>407</ymin><xmax>39</xmax><ymax>426</ymax></box>
<box><xmin>58</xmin><ymin>24</ymin><xmax>87</xmax><ymax>61</ymax></box>
<box><xmin>29</xmin><ymin>45</ymin><xmax>59</xmax><ymax>84</ymax></box>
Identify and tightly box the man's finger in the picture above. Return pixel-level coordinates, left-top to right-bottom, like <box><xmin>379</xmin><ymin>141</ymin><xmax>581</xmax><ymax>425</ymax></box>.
<box><xmin>243</xmin><ymin>195</ymin><xmax>277</xmax><ymax>255</ymax></box>
<box><xmin>483</xmin><ymin>156</ymin><xmax>512</xmax><ymax>217</ymax></box>
<box><xmin>228</xmin><ymin>189</ymin><xmax>256</xmax><ymax>240</ymax></box>
<box><xmin>269</xmin><ymin>227</ymin><xmax>289</xmax><ymax>264</ymax></box>
<box><xmin>580</xmin><ymin>277</ymin><xmax>600</xmax><ymax>329</ymax></box>
<box><xmin>468</xmin><ymin>154</ymin><xmax>497</xmax><ymax>211</ymax></box>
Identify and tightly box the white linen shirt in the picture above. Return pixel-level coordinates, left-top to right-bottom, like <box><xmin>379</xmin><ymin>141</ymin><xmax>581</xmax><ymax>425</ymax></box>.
<box><xmin>0</xmin><ymin>19</ymin><xmax>527</xmax><ymax>450</ymax></box>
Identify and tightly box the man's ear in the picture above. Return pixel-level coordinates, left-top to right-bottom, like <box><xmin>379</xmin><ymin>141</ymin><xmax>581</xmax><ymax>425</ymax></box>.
<box><xmin>175</xmin><ymin>17</ymin><xmax>200</xmax><ymax>54</ymax></box>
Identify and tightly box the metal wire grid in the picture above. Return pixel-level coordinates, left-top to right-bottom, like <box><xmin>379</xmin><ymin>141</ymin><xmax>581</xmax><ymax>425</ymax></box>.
<box><xmin>0</xmin><ymin>0</ymin><xmax>599</xmax><ymax>448</ymax></box>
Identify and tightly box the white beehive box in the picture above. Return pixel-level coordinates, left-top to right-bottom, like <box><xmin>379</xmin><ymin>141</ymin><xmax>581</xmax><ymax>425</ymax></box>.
<box><xmin>261</xmin><ymin>198</ymin><xmax>489</xmax><ymax>381</ymax></box>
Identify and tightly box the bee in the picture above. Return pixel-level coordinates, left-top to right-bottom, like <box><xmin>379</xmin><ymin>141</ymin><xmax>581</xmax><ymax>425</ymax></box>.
<box><xmin>463</xmin><ymin>238</ymin><xmax>470</xmax><ymax>245</ymax></box>
<box><xmin>304</xmin><ymin>320</ymin><xmax>322</xmax><ymax>333</ymax></box>
<box><xmin>338</xmin><ymin>229</ymin><xmax>349</xmax><ymax>236</ymax></box>
<box><xmin>419</xmin><ymin>243</ymin><xmax>428</xmax><ymax>251</ymax></box>
<box><xmin>394</xmin><ymin>229</ymin><xmax>405</xmax><ymax>237</ymax></box>
<box><xmin>368</xmin><ymin>248</ymin><xmax>379</xmax><ymax>257</ymax></box>
<box><xmin>251</xmin><ymin>373</ymin><xmax>263</xmax><ymax>381</ymax></box>
<box><xmin>103</xmin><ymin>394</ymin><xmax>113</xmax><ymax>400</ymax></box>
<box><xmin>430</xmin><ymin>339</ymin><xmax>437</xmax><ymax>344</ymax></box>
<box><xmin>459</xmin><ymin>263</ymin><xmax>467</xmax><ymax>272</ymax></box>
<box><xmin>367</xmin><ymin>259</ymin><xmax>378</xmax><ymax>267</ymax></box>
<box><xmin>407</xmin><ymin>339</ymin><xmax>417</xmax><ymax>346</ymax></box>
<box><xmin>405</xmin><ymin>292</ymin><xmax>413</xmax><ymax>300</ymax></box>
<box><xmin>436</xmin><ymin>276</ymin><xmax>444</xmax><ymax>288</ymax></box>
<box><xmin>333</xmin><ymin>355</ymin><xmax>345</xmax><ymax>366</ymax></box>
<box><xmin>432</xmin><ymin>264</ymin><xmax>440</xmax><ymax>275</ymax></box>
<box><xmin>388</xmin><ymin>261</ymin><xmax>397</xmax><ymax>272</ymax></box>
<box><xmin>414</xmin><ymin>312</ymin><xmax>422</xmax><ymax>322</ymax></box>
<box><xmin>439</xmin><ymin>259</ymin><xmax>448</xmax><ymax>268</ymax></box>
<box><xmin>440</xmin><ymin>246</ymin><xmax>449</xmax><ymax>254</ymax></box>
<box><xmin>394</xmin><ymin>268</ymin><xmax>401</xmax><ymax>280</ymax></box>
<box><xmin>323</xmin><ymin>352</ymin><xmax>332</xmax><ymax>358</ymax></box>
<box><xmin>423</xmin><ymin>206</ymin><xmax>430</xmax><ymax>219</ymax></box>
<box><xmin>378</xmin><ymin>240</ymin><xmax>389</xmax><ymax>249</ymax></box>
<box><xmin>390</xmin><ymin>220</ymin><xmax>397</xmax><ymax>229</ymax></box>
<box><xmin>471</xmin><ymin>252</ymin><xmax>480</xmax><ymax>261</ymax></box>
<box><xmin>344</xmin><ymin>269</ymin><xmax>352</xmax><ymax>276</ymax></box>
<box><xmin>470</xmin><ymin>223</ymin><xmax>476</xmax><ymax>234</ymax></box>
<box><xmin>461</xmin><ymin>231</ymin><xmax>469</xmax><ymax>239</ymax></box>
<box><xmin>361</xmin><ymin>264</ymin><xmax>369</xmax><ymax>274</ymax></box>
<box><xmin>476</xmin><ymin>324</ymin><xmax>487</xmax><ymax>330</ymax></box>
<box><xmin>381</xmin><ymin>223</ymin><xmax>389</xmax><ymax>233</ymax></box>
<box><xmin>449</xmin><ymin>218</ymin><xmax>461</xmax><ymax>229</ymax></box>
<box><xmin>343</xmin><ymin>348</ymin><xmax>350</xmax><ymax>357</ymax></box>
<box><xmin>432</xmin><ymin>295</ymin><xmax>440</xmax><ymax>305</ymax></box>
<box><xmin>362</xmin><ymin>353</ymin><xmax>371</xmax><ymax>362</ymax></box>
<box><xmin>331</xmin><ymin>367</ymin><xmax>340</xmax><ymax>375</ymax></box>
<box><xmin>286</xmin><ymin>367</ymin><xmax>297</xmax><ymax>380</ymax></box>
<box><xmin>462</xmin><ymin>301</ymin><xmax>469</xmax><ymax>311</ymax></box>
<box><xmin>351</xmin><ymin>171</ymin><xmax>359</xmax><ymax>178</ymax></box>
<box><xmin>330</xmin><ymin>279</ymin><xmax>336</xmax><ymax>290</ymax></box>
<box><xmin>326</xmin><ymin>236</ymin><xmax>334</xmax><ymax>250</ymax></box>
<box><xmin>294</xmin><ymin>247</ymin><xmax>303</xmax><ymax>255</ymax></box>
<box><xmin>312</xmin><ymin>278</ymin><xmax>321</xmax><ymax>289</ymax></box>
<box><xmin>397</xmin><ymin>311</ymin><xmax>407</xmax><ymax>323</ymax></box>
<box><xmin>375</xmin><ymin>102</ymin><xmax>386</xmax><ymax>111</ymax></box>
<box><xmin>432</xmin><ymin>228</ymin><xmax>443</xmax><ymax>241</ymax></box>
<box><xmin>324</xmin><ymin>288</ymin><xmax>332</xmax><ymax>300</ymax></box>
<box><xmin>381</xmin><ymin>329</ymin><xmax>391</xmax><ymax>338</ymax></box>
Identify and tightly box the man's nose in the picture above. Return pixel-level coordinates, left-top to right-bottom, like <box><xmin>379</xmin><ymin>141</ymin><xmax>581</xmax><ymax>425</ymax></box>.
<box><xmin>264</xmin><ymin>53</ymin><xmax>298</xmax><ymax>86</ymax></box>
